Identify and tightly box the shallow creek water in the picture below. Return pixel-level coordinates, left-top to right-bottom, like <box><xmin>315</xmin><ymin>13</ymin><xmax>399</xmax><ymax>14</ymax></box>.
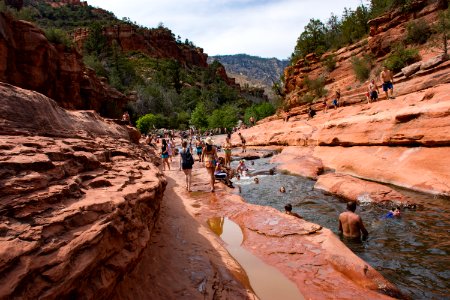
<box><xmin>230</xmin><ymin>157</ymin><xmax>450</xmax><ymax>300</ymax></box>
<box><xmin>207</xmin><ymin>217</ymin><xmax>304</xmax><ymax>300</ymax></box>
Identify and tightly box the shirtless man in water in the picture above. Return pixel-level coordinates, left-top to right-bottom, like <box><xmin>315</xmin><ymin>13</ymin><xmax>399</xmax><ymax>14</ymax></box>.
<box><xmin>339</xmin><ymin>202</ymin><xmax>368</xmax><ymax>239</ymax></box>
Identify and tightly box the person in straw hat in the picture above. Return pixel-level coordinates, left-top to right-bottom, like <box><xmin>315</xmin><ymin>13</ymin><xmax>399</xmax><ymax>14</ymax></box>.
<box><xmin>202</xmin><ymin>136</ymin><xmax>218</xmax><ymax>192</ymax></box>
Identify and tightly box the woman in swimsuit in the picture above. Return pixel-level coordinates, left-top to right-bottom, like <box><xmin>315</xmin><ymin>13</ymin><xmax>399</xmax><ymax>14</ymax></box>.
<box><xmin>195</xmin><ymin>137</ymin><xmax>204</xmax><ymax>162</ymax></box>
<box><xmin>202</xmin><ymin>137</ymin><xmax>218</xmax><ymax>192</ymax></box>
<box><xmin>222</xmin><ymin>136</ymin><xmax>232</xmax><ymax>167</ymax></box>
<box><xmin>161</xmin><ymin>139</ymin><xmax>170</xmax><ymax>171</ymax></box>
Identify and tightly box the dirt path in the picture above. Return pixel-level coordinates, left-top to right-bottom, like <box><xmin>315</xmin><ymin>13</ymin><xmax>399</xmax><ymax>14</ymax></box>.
<box><xmin>113</xmin><ymin>158</ymin><xmax>256</xmax><ymax>300</ymax></box>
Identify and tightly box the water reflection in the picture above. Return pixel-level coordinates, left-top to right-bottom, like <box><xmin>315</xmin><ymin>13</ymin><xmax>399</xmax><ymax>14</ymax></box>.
<box><xmin>232</xmin><ymin>158</ymin><xmax>450</xmax><ymax>299</ymax></box>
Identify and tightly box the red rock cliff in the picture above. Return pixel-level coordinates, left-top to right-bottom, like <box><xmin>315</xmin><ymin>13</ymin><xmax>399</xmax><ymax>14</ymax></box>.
<box><xmin>0</xmin><ymin>13</ymin><xmax>129</xmax><ymax>118</ymax></box>
<box><xmin>0</xmin><ymin>82</ymin><xmax>166</xmax><ymax>299</ymax></box>
<box><xmin>73</xmin><ymin>25</ymin><xmax>208</xmax><ymax>68</ymax></box>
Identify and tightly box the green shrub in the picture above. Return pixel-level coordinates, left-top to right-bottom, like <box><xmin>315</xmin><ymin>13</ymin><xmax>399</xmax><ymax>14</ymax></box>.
<box><xmin>44</xmin><ymin>28</ymin><xmax>73</xmax><ymax>49</ymax></box>
<box><xmin>136</xmin><ymin>113</ymin><xmax>166</xmax><ymax>134</ymax></box>
<box><xmin>323</xmin><ymin>54</ymin><xmax>337</xmax><ymax>72</ymax></box>
<box><xmin>244</xmin><ymin>102</ymin><xmax>275</xmax><ymax>124</ymax></box>
<box><xmin>405</xmin><ymin>20</ymin><xmax>431</xmax><ymax>45</ymax></box>
<box><xmin>208</xmin><ymin>105</ymin><xmax>239</xmax><ymax>129</ymax></box>
<box><xmin>384</xmin><ymin>45</ymin><xmax>420</xmax><ymax>72</ymax></box>
<box><xmin>304</xmin><ymin>75</ymin><xmax>327</xmax><ymax>98</ymax></box>
<box><xmin>351</xmin><ymin>56</ymin><xmax>371</xmax><ymax>82</ymax></box>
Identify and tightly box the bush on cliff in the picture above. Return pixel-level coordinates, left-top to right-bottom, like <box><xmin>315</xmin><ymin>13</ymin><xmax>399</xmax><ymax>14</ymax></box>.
<box><xmin>304</xmin><ymin>75</ymin><xmax>327</xmax><ymax>98</ymax></box>
<box><xmin>322</xmin><ymin>54</ymin><xmax>337</xmax><ymax>72</ymax></box>
<box><xmin>351</xmin><ymin>56</ymin><xmax>372</xmax><ymax>82</ymax></box>
<box><xmin>384</xmin><ymin>45</ymin><xmax>420</xmax><ymax>72</ymax></box>
<box><xmin>44</xmin><ymin>28</ymin><xmax>73</xmax><ymax>50</ymax></box>
<box><xmin>405</xmin><ymin>19</ymin><xmax>431</xmax><ymax>45</ymax></box>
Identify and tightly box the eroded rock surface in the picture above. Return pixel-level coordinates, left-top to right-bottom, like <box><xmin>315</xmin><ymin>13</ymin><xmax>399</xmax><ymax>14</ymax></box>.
<box><xmin>0</xmin><ymin>83</ymin><xmax>166</xmax><ymax>299</ymax></box>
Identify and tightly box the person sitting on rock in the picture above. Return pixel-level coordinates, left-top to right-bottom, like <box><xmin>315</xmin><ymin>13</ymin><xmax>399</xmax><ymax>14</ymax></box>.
<box><xmin>339</xmin><ymin>202</ymin><xmax>368</xmax><ymax>240</ymax></box>
<box><xmin>122</xmin><ymin>111</ymin><xmax>131</xmax><ymax>125</ymax></box>
<box><xmin>214</xmin><ymin>160</ymin><xmax>234</xmax><ymax>188</ymax></box>
<box><xmin>285</xmin><ymin>203</ymin><xmax>302</xmax><ymax>219</ymax></box>
<box><xmin>307</xmin><ymin>105</ymin><xmax>316</xmax><ymax>120</ymax></box>
<box><xmin>367</xmin><ymin>79</ymin><xmax>380</xmax><ymax>104</ymax></box>
<box><xmin>236</xmin><ymin>160</ymin><xmax>248</xmax><ymax>175</ymax></box>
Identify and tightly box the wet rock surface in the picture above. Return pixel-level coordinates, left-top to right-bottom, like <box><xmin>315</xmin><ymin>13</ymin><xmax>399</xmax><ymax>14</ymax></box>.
<box><xmin>315</xmin><ymin>173</ymin><xmax>411</xmax><ymax>205</ymax></box>
<box><xmin>0</xmin><ymin>84</ymin><xmax>166</xmax><ymax>299</ymax></box>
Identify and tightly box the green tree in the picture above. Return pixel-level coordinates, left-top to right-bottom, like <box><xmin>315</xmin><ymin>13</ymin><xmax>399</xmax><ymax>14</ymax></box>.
<box><xmin>136</xmin><ymin>113</ymin><xmax>165</xmax><ymax>134</ymax></box>
<box><xmin>84</xmin><ymin>22</ymin><xmax>108</xmax><ymax>57</ymax></box>
<box><xmin>291</xmin><ymin>19</ymin><xmax>326</xmax><ymax>62</ymax></box>
<box><xmin>190</xmin><ymin>102</ymin><xmax>208</xmax><ymax>129</ymax></box>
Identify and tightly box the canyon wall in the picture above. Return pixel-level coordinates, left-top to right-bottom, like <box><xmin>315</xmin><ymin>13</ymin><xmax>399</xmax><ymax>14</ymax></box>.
<box><xmin>0</xmin><ymin>12</ymin><xmax>130</xmax><ymax>118</ymax></box>
<box><xmin>0</xmin><ymin>82</ymin><xmax>166</xmax><ymax>299</ymax></box>
<box><xmin>234</xmin><ymin>0</ymin><xmax>450</xmax><ymax>198</ymax></box>
<box><xmin>73</xmin><ymin>25</ymin><xmax>208</xmax><ymax>68</ymax></box>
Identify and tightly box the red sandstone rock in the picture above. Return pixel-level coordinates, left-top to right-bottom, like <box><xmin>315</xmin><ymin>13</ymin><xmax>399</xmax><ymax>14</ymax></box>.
<box><xmin>0</xmin><ymin>13</ymin><xmax>129</xmax><ymax>118</ymax></box>
<box><xmin>0</xmin><ymin>83</ymin><xmax>166</xmax><ymax>299</ymax></box>
<box><xmin>73</xmin><ymin>25</ymin><xmax>208</xmax><ymax>68</ymax></box>
<box><xmin>315</xmin><ymin>173</ymin><xmax>410</xmax><ymax>205</ymax></box>
<box><xmin>270</xmin><ymin>147</ymin><xmax>323</xmax><ymax>179</ymax></box>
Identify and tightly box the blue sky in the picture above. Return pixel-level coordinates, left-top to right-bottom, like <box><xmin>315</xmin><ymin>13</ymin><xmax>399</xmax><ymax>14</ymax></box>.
<box><xmin>87</xmin><ymin>0</ymin><xmax>366</xmax><ymax>59</ymax></box>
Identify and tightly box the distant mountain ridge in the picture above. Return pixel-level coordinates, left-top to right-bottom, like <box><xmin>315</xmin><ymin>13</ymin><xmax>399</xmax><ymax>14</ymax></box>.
<box><xmin>208</xmin><ymin>54</ymin><xmax>289</xmax><ymax>100</ymax></box>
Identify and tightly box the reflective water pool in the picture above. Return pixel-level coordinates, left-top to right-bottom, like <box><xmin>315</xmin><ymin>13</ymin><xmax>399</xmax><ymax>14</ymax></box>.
<box><xmin>232</xmin><ymin>158</ymin><xmax>450</xmax><ymax>299</ymax></box>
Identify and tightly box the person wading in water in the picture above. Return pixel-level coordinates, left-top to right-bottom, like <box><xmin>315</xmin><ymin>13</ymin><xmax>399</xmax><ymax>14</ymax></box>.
<box><xmin>202</xmin><ymin>137</ymin><xmax>218</xmax><ymax>192</ymax></box>
<box><xmin>339</xmin><ymin>202</ymin><xmax>368</xmax><ymax>240</ymax></box>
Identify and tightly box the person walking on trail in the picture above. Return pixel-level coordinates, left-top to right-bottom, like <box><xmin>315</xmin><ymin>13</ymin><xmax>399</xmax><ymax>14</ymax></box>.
<box><xmin>161</xmin><ymin>139</ymin><xmax>170</xmax><ymax>171</ymax></box>
<box><xmin>202</xmin><ymin>137</ymin><xmax>218</xmax><ymax>192</ymax></box>
<box><xmin>368</xmin><ymin>79</ymin><xmax>380</xmax><ymax>103</ymax></box>
<box><xmin>238</xmin><ymin>132</ymin><xmax>246</xmax><ymax>153</ymax></box>
<box><xmin>339</xmin><ymin>202</ymin><xmax>368</xmax><ymax>240</ymax></box>
<box><xmin>332</xmin><ymin>89</ymin><xmax>341</xmax><ymax>109</ymax></box>
<box><xmin>380</xmin><ymin>66</ymin><xmax>395</xmax><ymax>100</ymax></box>
<box><xmin>195</xmin><ymin>137</ymin><xmax>204</xmax><ymax>162</ymax></box>
<box><xmin>222</xmin><ymin>135</ymin><xmax>233</xmax><ymax>168</ymax></box>
<box><xmin>179</xmin><ymin>140</ymin><xmax>194</xmax><ymax>192</ymax></box>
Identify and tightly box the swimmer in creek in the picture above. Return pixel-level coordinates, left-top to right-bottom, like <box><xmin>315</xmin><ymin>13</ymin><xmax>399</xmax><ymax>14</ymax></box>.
<box><xmin>280</xmin><ymin>186</ymin><xmax>286</xmax><ymax>193</ymax></box>
<box><xmin>285</xmin><ymin>203</ymin><xmax>302</xmax><ymax>219</ymax></box>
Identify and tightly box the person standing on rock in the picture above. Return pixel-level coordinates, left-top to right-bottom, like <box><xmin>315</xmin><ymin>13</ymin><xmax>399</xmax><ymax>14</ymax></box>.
<box><xmin>238</xmin><ymin>132</ymin><xmax>246</xmax><ymax>153</ymax></box>
<box><xmin>202</xmin><ymin>137</ymin><xmax>218</xmax><ymax>192</ymax></box>
<box><xmin>380</xmin><ymin>66</ymin><xmax>395</xmax><ymax>100</ymax></box>
<box><xmin>332</xmin><ymin>89</ymin><xmax>341</xmax><ymax>109</ymax></box>
<box><xmin>249</xmin><ymin>116</ymin><xmax>255</xmax><ymax>126</ymax></box>
<box><xmin>339</xmin><ymin>202</ymin><xmax>368</xmax><ymax>240</ymax></box>
<box><xmin>223</xmin><ymin>135</ymin><xmax>233</xmax><ymax>168</ymax></box>
<box><xmin>161</xmin><ymin>139</ymin><xmax>170</xmax><ymax>171</ymax></box>
<box><xmin>179</xmin><ymin>140</ymin><xmax>194</xmax><ymax>191</ymax></box>
<box><xmin>195</xmin><ymin>137</ymin><xmax>204</xmax><ymax>162</ymax></box>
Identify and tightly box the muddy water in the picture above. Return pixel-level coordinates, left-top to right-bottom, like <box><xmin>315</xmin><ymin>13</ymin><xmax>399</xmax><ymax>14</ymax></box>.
<box><xmin>208</xmin><ymin>217</ymin><xmax>304</xmax><ymax>300</ymax></box>
<box><xmin>232</xmin><ymin>158</ymin><xmax>450</xmax><ymax>300</ymax></box>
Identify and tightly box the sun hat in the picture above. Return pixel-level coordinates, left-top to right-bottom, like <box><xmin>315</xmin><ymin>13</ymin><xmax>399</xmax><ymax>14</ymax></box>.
<box><xmin>205</xmin><ymin>136</ymin><xmax>214</xmax><ymax>145</ymax></box>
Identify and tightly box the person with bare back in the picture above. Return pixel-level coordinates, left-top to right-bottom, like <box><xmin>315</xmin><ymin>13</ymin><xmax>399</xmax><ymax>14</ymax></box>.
<box><xmin>339</xmin><ymin>202</ymin><xmax>368</xmax><ymax>240</ymax></box>
<box><xmin>380</xmin><ymin>66</ymin><xmax>395</xmax><ymax>100</ymax></box>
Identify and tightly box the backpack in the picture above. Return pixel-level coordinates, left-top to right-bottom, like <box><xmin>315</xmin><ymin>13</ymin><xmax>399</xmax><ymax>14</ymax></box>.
<box><xmin>181</xmin><ymin>149</ymin><xmax>194</xmax><ymax>168</ymax></box>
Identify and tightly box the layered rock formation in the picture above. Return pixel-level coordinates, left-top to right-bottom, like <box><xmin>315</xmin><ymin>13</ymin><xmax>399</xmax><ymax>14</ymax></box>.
<box><xmin>73</xmin><ymin>25</ymin><xmax>208</xmax><ymax>68</ymax></box>
<box><xmin>0</xmin><ymin>12</ymin><xmax>129</xmax><ymax>118</ymax></box>
<box><xmin>233</xmin><ymin>0</ymin><xmax>450</xmax><ymax>201</ymax></box>
<box><xmin>0</xmin><ymin>82</ymin><xmax>166</xmax><ymax>299</ymax></box>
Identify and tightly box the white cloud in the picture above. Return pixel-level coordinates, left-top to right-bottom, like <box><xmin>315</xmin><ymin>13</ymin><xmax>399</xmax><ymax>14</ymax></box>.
<box><xmin>87</xmin><ymin>0</ymin><xmax>365</xmax><ymax>59</ymax></box>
